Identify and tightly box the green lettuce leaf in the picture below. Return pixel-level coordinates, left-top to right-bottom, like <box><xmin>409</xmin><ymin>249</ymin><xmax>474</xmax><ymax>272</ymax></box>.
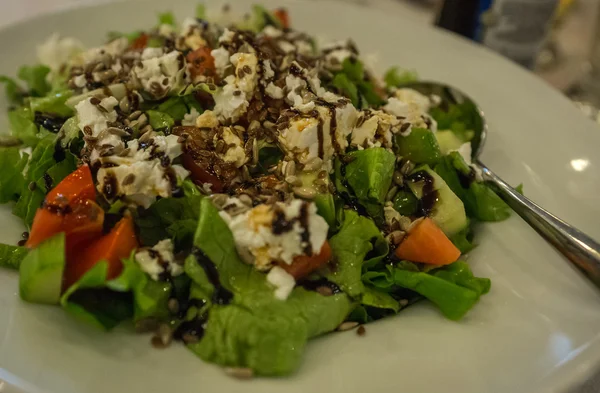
<box><xmin>256</xmin><ymin>141</ymin><xmax>284</xmax><ymax>174</ymax></box>
<box><xmin>34</xmin><ymin>151</ymin><xmax>77</xmax><ymax>193</ymax></box>
<box><xmin>8</xmin><ymin>108</ymin><xmax>39</xmax><ymax>147</ymax></box>
<box><xmin>313</xmin><ymin>193</ymin><xmax>337</xmax><ymax>229</ymax></box>
<box><xmin>196</xmin><ymin>4</ymin><xmax>206</xmax><ymax>19</ymax></box>
<box><xmin>345</xmin><ymin>148</ymin><xmax>395</xmax><ymax>205</ymax></box>
<box><xmin>30</xmin><ymin>90</ymin><xmax>73</xmax><ymax>117</ymax></box>
<box><xmin>19</xmin><ymin>233</ymin><xmax>65</xmax><ymax>304</ymax></box>
<box><xmin>186</xmin><ymin>199</ymin><xmax>352</xmax><ymax>375</ymax></box>
<box><xmin>434</xmin><ymin>152</ymin><xmax>510</xmax><ymax>222</ymax></box>
<box><xmin>107</xmin><ymin>254</ymin><xmax>171</xmax><ymax>321</ymax></box>
<box><xmin>60</xmin><ymin>261</ymin><xmax>134</xmax><ymax>330</ymax></box>
<box><xmin>17</xmin><ymin>65</ymin><xmax>51</xmax><ymax>97</ymax></box>
<box><xmin>0</xmin><ymin>244</ymin><xmax>28</xmax><ymax>270</ymax></box>
<box><xmin>158</xmin><ymin>11</ymin><xmax>176</xmax><ymax>26</ymax></box>
<box><xmin>326</xmin><ymin>210</ymin><xmax>388</xmax><ymax>297</ymax></box>
<box><xmin>331</xmin><ymin>73</ymin><xmax>359</xmax><ymax>107</ymax></box>
<box><xmin>365</xmin><ymin>261</ymin><xmax>489</xmax><ymax>320</ymax></box>
<box><xmin>0</xmin><ymin>147</ymin><xmax>28</xmax><ymax>203</ymax></box>
<box><xmin>383</xmin><ymin>67</ymin><xmax>418</xmax><ymax>88</ymax></box>
<box><xmin>0</xmin><ymin>75</ymin><xmax>26</xmax><ymax>105</ymax></box>
<box><xmin>147</xmin><ymin>110</ymin><xmax>175</xmax><ymax>131</ymax></box>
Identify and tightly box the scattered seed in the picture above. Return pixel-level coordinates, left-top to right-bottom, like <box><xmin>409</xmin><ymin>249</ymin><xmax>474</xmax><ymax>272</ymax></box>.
<box><xmin>399</xmin><ymin>299</ymin><xmax>409</xmax><ymax>307</ymax></box>
<box><xmin>182</xmin><ymin>332</ymin><xmax>200</xmax><ymax>344</ymax></box>
<box><xmin>313</xmin><ymin>178</ymin><xmax>327</xmax><ymax>187</ymax></box>
<box><xmin>119</xmin><ymin>96</ymin><xmax>130</xmax><ymax>113</ymax></box>
<box><xmin>242</xmin><ymin>166</ymin><xmax>251</xmax><ymax>181</ymax></box>
<box><xmin>357</xmin><ymin>325</ymin><xmax>366</xmax><ymax>336</ymax></box>
<box><xmin>238</xmin><ymin>194</ymin><xmax>253</xmax><ymax>206</ymax></box>
<box><xmin>139</xmin><ymin>124</ymin><xmax>153</xmax><ymax>135</ymax></box>
<box><xmin>393</xmin><ymin>171</ymin><xmax>404</xmax><ymax>186</ymax></box>
<box><xmin>285</xmin><ymin>161</ymin><xmax>296</xmax><ymax>177</ymax></box>
<box><xmin>224</xmin><ymin>367</ymin><xmax>254</xmax><ymax>379</ymax></box>
<box><xmin>211</xmin><ymin>194</ymin><xmax>229</xmax><ymax>208</ymax></box>
<box><xmin>400</xmin><ymin>122</ymin><xmax>411</xmax><ymax>133</ymax></box>
<box><xmin>28</xmin><ymin>182</ymin><xmax>37</xmax><ymax>191</ymax></box>
<box><xmin>252</xmin><ymin>138</ymin><xmax>259</xmax><ymax>165</ymax></box>
<box><xmin>122</xmin><ymin>173</ymin><xmax>136</xmax><ymax>186</ymax></box>
<box><xmin>337</xmin><ymin>321</ymin><xmax>359</xmax><ymax>331</ymax></box>
<box><xmin>128</xmin><ymin>110</ymin><xmax>142</xmax><ymax>121</ymax></box>
<box><xmin>107</xmin><ymin>127</ymin><xmax>130</xmax><ymax>137</ymax></box>
<box><xmin>400</xmin><ymin>160</ymin><xmax>414</xmax><ymax>175</ymax></box>
<box><xmin>293</xmin><ymin>187</ymin><xmax>316</xmax><ymax>199</ymax></box>
<box><xmin>316</xmin><ymin>286</ymin><xmax>333</xmax><ymax>296</ymax></box>
<box><xmin>167</xmin><ymin>298</ymin><xmax>179</xmax><ymax>314</ymax></box>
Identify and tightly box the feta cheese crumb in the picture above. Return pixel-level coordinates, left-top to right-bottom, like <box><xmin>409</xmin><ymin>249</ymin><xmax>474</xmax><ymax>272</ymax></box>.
<box><xmin>182</xmin><ymin>107</ymin><xmax>201</xmax><ymax>126</ymax></box>
<box><xmin>267</xmin><ymin>266</ymin><xmax>296</xmax><ymax>300</ymax></box>
<box><xmin>219</xmin><ymin>199</ymin><xmax>329</xmax><ymax>270</ymax></box>
<box><xmin>211</xmin><ymin>47</ymin><xmax>231</xmax><ymax>77</ymax></box>
<box><xmin>216</xmin><ymin>127</ymin><xmax>247</xmax><ymax>168</ymax></box>
<box><xmin>135</xmin><ymin>239</ymin><xmax>183</xmax><ymax>281</ymax></box>
<box><xmin>213</xmin><ymin>75</ymin><xmax>249</xmax><ymax>122</ymax></box>
<box><xmin>133</xmin><ymin>51</ymin><xmax>186</xmax><ymax>98</ymax></box>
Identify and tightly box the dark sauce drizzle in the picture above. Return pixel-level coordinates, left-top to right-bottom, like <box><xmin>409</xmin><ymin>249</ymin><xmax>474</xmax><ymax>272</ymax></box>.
<box><xmin>407</xmin><ymin>170</ymin><xmax>438</xmax><ymax>216</ymax></box>
<box><xmin>192</xmin><ymin>247</ymin><xmax>233</xmax><ymax>305</ymax></box>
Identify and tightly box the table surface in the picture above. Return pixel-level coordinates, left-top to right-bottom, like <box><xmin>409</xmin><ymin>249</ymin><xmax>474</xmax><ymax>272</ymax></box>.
<box><xmin>0</xmin><ymin>0</ymin><xmax>598</xmax><ymax>392</ymax></box>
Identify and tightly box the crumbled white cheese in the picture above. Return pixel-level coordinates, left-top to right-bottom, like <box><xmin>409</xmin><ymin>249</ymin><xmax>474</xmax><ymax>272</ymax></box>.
<box><xmin>265</xmin><ymin>83</ymin><xmax>284</xmax><ymax>99</ymax></box>
<box><xmin>382</xmin><ymin>97</ymin><xmax>427</xmax><ymax>133</ymax></box>
<box><xmin>211</xmin><ymin>47</ymin><xmax>231</xmax><ymax>77</ymax></box>
<box><xmin>324</xmin><ymin>48</ymin><xmax>353</xmax><ymax>70</ymax></box>
<box><xmin>351</xmin><ymin>110</ymin><xmax>398</xmax><ymax>149</ymax></box>
<box><xmin>37</xmin><ymin>33</ymin><xmax>83</xmax><ymax>72</ymax></box>
<box><xmin>96</xmin><ymin>133</ymin><xmax>188</xmax><ymax>207</ymax></box>
<box><xmin>219</xmin><ymin>199</ymin><xmax>329</xmax><ymax>270</ymax></box>
<box><xmin>133</xmin><ymin>51</ymin><xmax>185</xmax><ymax>97</ymax></box>
<box><xmin>75</xmin><ymin>96</ymin><xmax>119</xmax><ymax>137</ymax></box>
<box><xmin>394</xmin><ymin>88</ymin><xmax>432</xmax><ymax>113</ymax></box>
<box><xmin>384</xmin><ymin>205</ymin><xmax>402</xmax><ymax>226</ymax></box>
<box><xmin>262</xmin><ymin>25</ymin><xmax>283</xmax><ymax>38</ymax></box>
<box><xmin>135</xmin><ymin>239</ymin><xmax>183</xmax><ymax>281</ymax></box>
<box><xmin>267</xmin><ymin>266</ymin><xmax>296</xmax><ymax>300</ymax></box>
<box><xmin>231</xmin><ymin>53</ymin><xmax>258</xmax><ymax>94</ymax></box>
<box><xmin>158</xmin><ymin>24</ymin><xmax>175</xmax><ymax>38</ymax></box>
<box><xmin>278</xmin><ymin>40</ymin><xmax>297</xmax><ymax>54</ymax></box>
<box><xmin>279</xmin><ymin>107</ymin><xmax>331</xmax><ymax>166</ymax></box>
<box><xmin>218</xmin><ymin>28</ymin><xmax>236</xmax><ymax>44</ymax></box>
<box><xmin>141</xmin><ymin>47</ymin><xmax>164</xmax><ymax>60</ymax></box>
<box><xmin>81</xmin><ymin>37</ymin><xmax>128</xmax><ymax>65</ymax></box>
<box><xmin>213</xmin><ymin>75</ymin><xmax>249</xmax><ymax>122</ymax></box>
<box><xmin>73</xmin><ymin>74</ymin><xmax>87</xmax><ymax>88</ymax></box>
<box><xmin>182</xmin><ymin>107</ymin><xmax>201</xmax><ymax>126</ymax></box>
<box><xmin>216</xmin><ymin>127</ymin><xmax>247</xmax><ymax>168</ymax></box>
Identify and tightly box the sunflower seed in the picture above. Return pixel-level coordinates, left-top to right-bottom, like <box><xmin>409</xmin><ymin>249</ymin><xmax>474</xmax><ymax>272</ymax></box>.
<box><xmin>357</xmin><ymin>325</ymin><xmax>366</xmax><ymax>336</ymax></box>
<box><xmin>107</xmin><ymin>127</ymin><xmax>130</xmax><ymax>137</ymax></box>
<box><xmin>211</xmin><ymin>194</ymin><xmax>229</xmax><ymax>208</ymax></box>
<box><xmin>167</xmin><ymin>298</ymin><xmax>179</xmax><ymax>314</ymax></box>
<box><xmin>242</xmin><ymin>166</ymin><xmax>251</xmax><ymax>181</ymax></box>
<box><xmin>118</xmin><ymin>148</ymin><xmax>131</xmax><ymax>157</ymax></box>
<box><xmin>316</xmin><ymin>286</ymin><xmax>333</xmax><ymax>296</ymax></box>
<box><xmin>385</xmin><ymin>186</ymin><xmax>398</xmax><ymax>202</ymax></box>
<box><xmin>119</xmin><ymin>96</ymin><xmax>130</xmax><ymax>113</ymax></box>
<box><xmin>224</xmin><ymin>367</ymin><xmax>254</xmax><ymax>379</ymax></box>
<box><xmin>139</xmin><ymin>124</ymin><xmax>153</xmax><ymax>135</ymax></box>
<box><xmin>238</xmin><ymin>194</ymin><xmax>253</xmax><ymax>206</ymax></box>
<box><xmin>128</xmin><ymin>110</ymin><xmax>142</xmax><ymax>121</ymax></box>
<box><xmin>399</xmin><ymin>299</ymin><xmax>409</xmax><ymax>307</ymax></box>
<box><xmin>304</xmin><ymin>157</ymin><xmax>323</xmax><ymax>172</ymax></box>
<box><xmin>252</xmin><ymin>138</ymin><xmax>259</xmax><ymax>165</ymax></box>
<box><xmin>263</xmin><ymin>120</ymin><xmax>276</xmax><ymax>130</ymax></box>
<box><xmin>336</xmin><ymin>321</ymin><xmax>359</xmax><ymax>331</ymax></box>
<box><xmin>400</xmin><ymin>160</ymin><xmax>414</xmax><ymax>175</ymax></box>
<box><xmin>313</xmin><ymin>178</ymin><xmax>327</xmax><ymax>187</ymax></box>
<box><xmin>284</xmin><ymin>161</ymin><xmax>296</xmax><ymax>177</ymax></box>
<box><xmin>293</xmin><ymin>187</ymin><xmax>316</xmax><ymax>199</ymax></box>
<box><xmin>121</xmin><ymin>173</ymin><xmax>136</xmax><ymax>186</ymax></box>
<box><xmin>216</xmin><ymin>140</ymin><xmax>226</xmax><ymax>154</ymax></box>
<box><xmin>182</xmin><ymin>333</ymin><xmax>200</xmax><ymax>344</ymax></box>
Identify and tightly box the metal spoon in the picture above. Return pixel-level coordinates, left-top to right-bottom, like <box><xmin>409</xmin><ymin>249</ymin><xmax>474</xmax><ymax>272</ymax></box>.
<box><xmin>406</xmin><ymin>81</ymin><xmax>600</xmax><ymax>287</ymax></box>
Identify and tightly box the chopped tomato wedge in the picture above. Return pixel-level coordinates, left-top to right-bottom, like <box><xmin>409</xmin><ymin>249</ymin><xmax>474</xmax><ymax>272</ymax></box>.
<box><xmin>63</xmin><ymin>216</ymin><xmax>138</xmax><ymax>290</ymax></box>
<box><xmin>186</xmin><ymin>47</ymin><xmax>216</xmax><ymax>80</ymax></box>
<box><xmin>26</xmin><ymin>200</ymin><xmax>104</xmax><ymax>249</ymax></box>
<box><xmin>181</xmin><ymin>152</ymin><xmax>224</xmax><ymax>193</ymax></box>
<box><xmin>273</xmin><ymin>8</ymin><xmax>290</xmax><ymax>29</ymax></box>
<box><xmin>130</xmin><ymin>33</ymin><xmax>149</xmax><ymax>50</ymax></box>
<box><xmin>279</xmin><ymin>241</ymin><xmax>332</xmax><ymax>279</ymax></box>
<box><xmin>45</xmin><ymin>165</ymin><xmax>95</xmax><ymax>210</ymax></box>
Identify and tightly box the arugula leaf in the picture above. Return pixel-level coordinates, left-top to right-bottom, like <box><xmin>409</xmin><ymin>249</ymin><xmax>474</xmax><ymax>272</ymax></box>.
<box><xmin>0</xmin><ymin>147</ymin><xmax>28</xmax><ymax>203</ymax></box>
<box><xmin>196</xmin><ymin>4</ymin><xmax>206</xmax><ymax>19</ymax></box>
<box><xmin>107</xmin><ymin>31</ymin><xmax>143</xmax><ymax>43</ymax></box>
<box><xmin>0</xmin><ymin>244</ymin><xmax>28</xmax><ymax>270</ymax></box>
<box><xmin>17</xmin><ymin>65</ymin><xmax>51</xmax><ymax>96</ymax></box>
<box><xmin>383</xmin><ymin>67</ymin><xmax>418</xmax><ymax>88</ymax></box>
<box><xmin>0</xmin><ymin>75</ymin><xmax>25</xmax><ymax>105</ymax></box>
<box><xmin>34</xmin><ymin>151</ymin><xmax>77</xmax><ymax>193</ymax></box>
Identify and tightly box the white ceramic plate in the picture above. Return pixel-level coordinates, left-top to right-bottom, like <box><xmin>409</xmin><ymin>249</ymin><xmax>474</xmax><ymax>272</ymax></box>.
<box><xmin>1</xmin><ymin>1</ymin><xmax>600</xmax><ymax>392</ymax></box>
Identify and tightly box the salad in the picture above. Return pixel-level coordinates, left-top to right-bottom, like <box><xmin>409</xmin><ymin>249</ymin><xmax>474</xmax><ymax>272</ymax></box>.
<box><xmin>0</xmin><ymin>4</ymin><xmax>512</xmax><ymax>377</ymax></box>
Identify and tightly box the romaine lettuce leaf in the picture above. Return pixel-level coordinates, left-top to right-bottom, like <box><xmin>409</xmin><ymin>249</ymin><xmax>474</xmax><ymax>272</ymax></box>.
<box><xmin>147</xmin><ymin>110</ymin><xmax>175</xmax><ymax>131</ymax></box>
<box><xmin>0</xmin><ymin>75</ymin><xmax>25</xmax><ymax>105</ymax></box>
<box><xmin>8</xmin><ymin>108</ymin><xmax>40</xmax><ymax>147</ymax></box>
<box><xmin>17</xmin><ymin>65</ymin><xmax>51</xmax><ymax>97</ymax></box>
<box><xmin>0</xmin><ymin>146</ymin><xmax>28</xmax><ymax>203</ymax></box>
<box><xmin>186</xmin><ymin>199</ymin><xmax>352</xmax><ymax>375</ymax></box>
<box><xmin>61</xmin><ymin>261</ymin><xmax>134</xmax><ymax>330</ymax></box>
<box><xmin>30</xmin><ymin>90</ymin><xmax>74</xmax><ymax>118</ymax></box>
<box><xmin>364</xmin><ymin>261</ymin><xmax>490</xmax><ymax>320</ymax></box>
<box><xmin>383</xmin><ymin>67</ymin><xmax>418</xmax><ymax>88</ymax></box>
<box><xmin>19</xmin><ymin>233</ymin><xmax>65</xmax><ymax>304</ymax></box>
<box><xmin>326</xmin><ymin>210</ymin><xmax>388</xmax><ymax>297</ymax></box>
<box><xmin>0</xmin><ymin>244</ymin><xmax>28</xmax><ymax>270</ymax></box>
<box><xmin>158</xmin><ymin>11</ymin><xmax>176</xmax><ymax>26</ymax></box>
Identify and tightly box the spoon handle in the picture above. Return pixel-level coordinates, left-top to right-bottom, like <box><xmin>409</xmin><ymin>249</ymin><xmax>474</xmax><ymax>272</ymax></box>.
<box><xmin>475</xmin><ymin>161</ymin><xmax>600</xmax><ymax>286</ymax></box>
